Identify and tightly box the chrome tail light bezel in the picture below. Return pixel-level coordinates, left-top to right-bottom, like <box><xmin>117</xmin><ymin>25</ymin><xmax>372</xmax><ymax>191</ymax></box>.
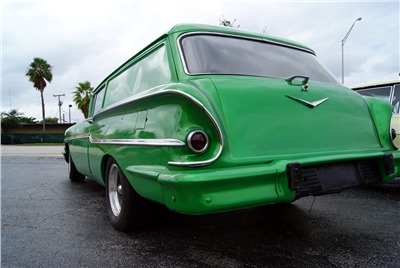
<box><xmin>187</xmin><ymin>130</ymin><xmax>209</xmax><ymax>154</ymax></box>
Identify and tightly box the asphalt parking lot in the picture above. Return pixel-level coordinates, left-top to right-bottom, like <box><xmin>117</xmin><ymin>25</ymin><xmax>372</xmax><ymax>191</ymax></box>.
<box><xmin>2</xmin><ymin>146</ymin><xmax>400</xmax><ymax>267</ymax></box>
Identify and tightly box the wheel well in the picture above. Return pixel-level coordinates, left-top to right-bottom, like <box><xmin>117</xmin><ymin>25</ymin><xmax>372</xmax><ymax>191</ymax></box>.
<box><xmin>101</xmin><ymin>154</ymin><xmax>112</xmax><ymax>184</ymax></box>
<box><xmin>64</xmin><ymin>143</ymin><xmax>70</xmax><ymax>163</ymax></box>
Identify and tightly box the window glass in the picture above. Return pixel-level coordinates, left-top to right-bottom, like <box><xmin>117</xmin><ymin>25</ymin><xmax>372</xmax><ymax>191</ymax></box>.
<box><xmin>104</xmin><ymin>45</ymin><xmax>170</xmax><ymax>107</ymax></box>
<box><xmin>92</xmin><ymin>86</ymin><xmax>105</xmax><ymax>116</ymax></box>
<box><xmin>180</xmin><ymin>34</ymin><xmax>339</xmax><ymax>84</ymax></box>
<box><xmin>357</xmin><ymin>86</ymin><xmax>392</xmax><ymax>103</ymax></box>
<box><xmin>392</xmin><ymin>84</ymin><xmax>400</xmax><ymax>113</ymax></box>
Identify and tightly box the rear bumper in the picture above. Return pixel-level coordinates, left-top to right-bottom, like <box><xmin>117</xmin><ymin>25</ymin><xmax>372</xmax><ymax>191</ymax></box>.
<box><xmin>141</xmin><ymin>151</ymin><xmax>400</xmax><ymax>214</ymax></box>
<box><xmin>158</xmin><ymin>164</ymin><xmax>282</xmax><ymax>214</ymax></box>
<box><xmin>287</xmin><ymin>154</ymin><xmax>394</xmax><ymax>198</ymax></box>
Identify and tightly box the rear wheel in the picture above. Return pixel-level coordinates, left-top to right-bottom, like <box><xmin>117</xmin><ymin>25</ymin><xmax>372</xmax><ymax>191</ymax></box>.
<box><xmin>105</xmin><ymin>158</ymin><xmax>152</xmax><ymax>231</ymax></box>
<box><xmin>68</xmin><ymin>153</ymin><xmax>85</xmax><ymax>182</ymax></box>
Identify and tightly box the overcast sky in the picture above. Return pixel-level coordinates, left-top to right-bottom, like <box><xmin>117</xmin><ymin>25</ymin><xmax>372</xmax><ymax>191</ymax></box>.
<box><xmin>1</xmin><ymin>0</ymin><xmax>399</xmax><ymax>123</ymax></box>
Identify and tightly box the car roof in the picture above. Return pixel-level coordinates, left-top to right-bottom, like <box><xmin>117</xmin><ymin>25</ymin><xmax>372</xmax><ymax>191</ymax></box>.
<box><xmin>94</xmin><ymin>23</ymin><xmax>315</xmax><ymax>93</ymax></box>
<box><xmin>352</xmin><ymin>79</ymin><xmax>400</xmax><ymax>90</ymax></box>
<box><xmin>168</xmin><ymin>23</ymin><xmax>315</xmax><ymax>55</ymax></box>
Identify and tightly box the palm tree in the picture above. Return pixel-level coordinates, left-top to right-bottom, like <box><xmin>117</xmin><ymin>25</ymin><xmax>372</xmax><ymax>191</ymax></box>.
<box><xmin>73</xmin><ymin>81</ymin><xmax>94</xmax><ymax>119</ymax></box>
<box><xmin>1</xmin><ymin>108</ymin><xmax>38</xmax><ymax>129</ymax></box>
<box><xmin>1</xmin><ymin>109</ymin><xmax>24</xmax><ymax>131</ymax></box>
<box><xmin>26</xmin><ymin>57</ymin><xmax>53</xmax><ymax>132</ymax></box>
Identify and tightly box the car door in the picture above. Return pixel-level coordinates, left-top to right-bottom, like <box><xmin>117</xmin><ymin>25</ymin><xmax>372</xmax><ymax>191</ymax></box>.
<box><xmin>87</xmin><ymin>86</ymin><xmax>107</xmax><ymax>185</ymax></box>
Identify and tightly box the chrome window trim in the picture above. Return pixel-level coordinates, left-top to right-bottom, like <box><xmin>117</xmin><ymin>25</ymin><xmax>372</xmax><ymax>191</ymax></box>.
<box><xmin>176</xmin><ymin>31</ymin><xmax>315</xmax><ymax>75</ymax></box>
<box><xmin>92</xmin><ymin>89</ymin><xmax>224</xmax><ymax>167</ymax></box>
<box><xmin>389</xmin><ymin>85</ymin><xmax>395</xmax><ymax>105</ymax></box>
<box><xmin>89</xmin><ymin>136</ymin><xmax>185</xmax><ymax>146</ymax></box>
<box><xmin>91</xmin><ymin>85</ymin><xmax>106</xmax><ymax>117</ymax></box>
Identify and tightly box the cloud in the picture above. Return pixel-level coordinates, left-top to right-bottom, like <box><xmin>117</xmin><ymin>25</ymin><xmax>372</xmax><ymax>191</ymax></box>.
<box><xmin>1</xmin><ymin>1</ymin><xmax>399</xmax><ymax>121</ymax></box>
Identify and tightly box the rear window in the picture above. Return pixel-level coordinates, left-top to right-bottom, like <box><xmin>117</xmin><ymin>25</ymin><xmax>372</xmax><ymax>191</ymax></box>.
<box><xmin>180</xmin><ymin>34</ymin><xmax>338</xmax><ymax>84</ymax></box>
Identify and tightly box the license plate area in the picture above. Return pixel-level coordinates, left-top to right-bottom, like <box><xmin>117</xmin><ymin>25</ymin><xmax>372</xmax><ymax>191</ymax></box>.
<box><xmin>287</xmin><ymin>160</ymin><xmax>382</xmax><ymax>198</ymax></box>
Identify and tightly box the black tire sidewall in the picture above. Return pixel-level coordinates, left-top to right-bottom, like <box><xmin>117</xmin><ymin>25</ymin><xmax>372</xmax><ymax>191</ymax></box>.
<box><xmin>105</xmin><ymin>158</ymin><xmax>136</xmax><ymax>231</ymax></box>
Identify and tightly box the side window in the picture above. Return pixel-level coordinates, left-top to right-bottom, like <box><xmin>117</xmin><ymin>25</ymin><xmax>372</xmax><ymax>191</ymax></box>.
<box><xmin>392</xmin><ymin>84</ymin><xmax>400</xmax><ymax>114</ymax></box>
<box><xmin>104</xmin><ymin>45</ymin><xmax>171</xmax><ymax>107</ymax></box>
<box><xmin>357</xmin><ymin>86</ymin><xmax>392</xmax><ymax>103</ymax></box>
<box><xmin>92</xmin><ymin>86</ymin><xmax>105</xmax><ymax>116</ymax></box>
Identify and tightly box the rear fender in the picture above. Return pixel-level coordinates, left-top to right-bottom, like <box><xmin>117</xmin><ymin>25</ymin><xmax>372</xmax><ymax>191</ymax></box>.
<box><xmin>363</xmin><ymin>96</ymin><xmax>394</xmax><ymax>150</ymax></box>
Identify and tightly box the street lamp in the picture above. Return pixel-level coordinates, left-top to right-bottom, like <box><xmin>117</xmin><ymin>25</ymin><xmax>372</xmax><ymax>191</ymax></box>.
<box><xmin>341</xmin><ymin>17</ymin><xmax>362</xmax><ymax>84</ymax></box>
<box><xmin>69</xmin><ymin>104</ymin><xmax>72</xmax><ymax>123</ymax></box>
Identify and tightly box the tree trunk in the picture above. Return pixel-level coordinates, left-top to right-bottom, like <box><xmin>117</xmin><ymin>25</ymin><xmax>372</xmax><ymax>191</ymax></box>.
<box><xmin>83</xmin><ymin>107</ymin><xmax>88</xmax><ymax>119</ymax></box>
<box><xmin>40</xmin><ymin>90</ymin><xmax>46</xmax><ymax>132</ymax></box>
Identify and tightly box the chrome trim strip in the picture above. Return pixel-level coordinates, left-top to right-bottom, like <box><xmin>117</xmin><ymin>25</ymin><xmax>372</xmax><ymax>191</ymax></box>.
<box><xmin>89</xmin><ymin>135</ymin><xmax>185</xmax><ymax>147</ymax></box>
<box><xmin>165</xmin><ymin>91</ymin><xmax>224</xmax><ymax>167</ymax></box>
<box><xmin>389</xmin><ymin>85</ymin><xmax>395</xmax><ymax>105</ymax></box>
<box><xmin>64</xmin><ymin>134</ymin><xmax>90</xmax><ymax>141</ymax></box>
<box><xmin>177</xmin><ymin>32</ymin><xmax>315</xmax><ymax>75</ymax></box>
<box><xmin>92</xmin><ymin>89</ymin><xmax>224</xmax><ymax>167</ymax></box>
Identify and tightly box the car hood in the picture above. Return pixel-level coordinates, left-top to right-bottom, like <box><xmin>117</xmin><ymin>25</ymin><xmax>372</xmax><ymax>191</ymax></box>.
<box><xmin>205</xmin><ymin>76</ymin><xmax>382</xmax><ymax>160</ymax></box>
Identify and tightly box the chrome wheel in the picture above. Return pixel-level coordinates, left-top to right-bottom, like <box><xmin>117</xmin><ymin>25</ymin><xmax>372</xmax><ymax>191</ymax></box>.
<box><xmin>108</xmin><ymin>163</ymin><xmax>122</xmax><ymax>217</ymax></box>
<box><xmin>105</xmin><ymin>158</ymin><xmax>155</xmax><ymax>231</ymax></box>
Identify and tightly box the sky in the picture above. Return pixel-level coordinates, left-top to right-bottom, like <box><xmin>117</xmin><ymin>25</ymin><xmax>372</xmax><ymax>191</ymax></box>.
<box><xmin>1</xmin><ymin>0</ymin><xmax>399</xmax><ymax>123</ymax></box>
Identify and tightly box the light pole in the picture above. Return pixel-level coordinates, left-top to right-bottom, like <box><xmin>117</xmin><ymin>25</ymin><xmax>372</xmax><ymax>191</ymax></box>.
<box><xmin>53</xmin><ymin>94</ymin><xmax>65</xmax><ymax>123</ymax></box>
<box><xmin>69</xmin><ymin>104</ymin><xmax>72</xmax><ymax>123</ymax></box>
<box><xmin>341</xmin><ymin>17</ymin><xmax>362</xmax><ymax>84</ymax></box>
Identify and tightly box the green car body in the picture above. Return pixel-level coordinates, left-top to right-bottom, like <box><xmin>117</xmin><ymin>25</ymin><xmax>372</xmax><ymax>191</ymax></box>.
<box><xmin>352</xmin><ymin>80</ymin><xmax>400</xmax><ymax>148</ymax></box>
<box><xmin>64</xmin><ymin>24</ymin><xmax>400</xmax><ymax>231</ymax></box>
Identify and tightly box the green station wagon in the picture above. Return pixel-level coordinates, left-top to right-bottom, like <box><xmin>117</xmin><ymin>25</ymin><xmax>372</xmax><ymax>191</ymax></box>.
<box><xmin>64</xmin><ymin>23</ymin><xmax>400</xmax><ymax>231</ymax></box>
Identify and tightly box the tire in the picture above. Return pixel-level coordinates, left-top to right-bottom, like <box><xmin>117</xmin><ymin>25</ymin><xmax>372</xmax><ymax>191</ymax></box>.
<box><xmin>68</xmin><ymin>153</ymin><xmax>85</xmax><ymax>182</ymax></box>
<box><xmin>105</xmin><ymin>158</ymin><xmax>152</xmax><ymax>231</ymax></box>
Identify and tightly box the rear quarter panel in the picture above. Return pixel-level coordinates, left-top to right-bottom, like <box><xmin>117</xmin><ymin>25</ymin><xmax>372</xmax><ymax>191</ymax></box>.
<box><xmin>88</xmin><ymin>88</ymin><xmax>221</xmax><ymax>203</ymax></box>
<box><xmin>363</xmin><ymin>96</ymin><xmax>394</xmax><ymax>150</ymax></box>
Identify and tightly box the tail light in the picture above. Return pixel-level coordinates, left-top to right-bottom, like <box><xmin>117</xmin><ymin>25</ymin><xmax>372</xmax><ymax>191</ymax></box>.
<box><xmin>187</xmin><ymin>130</ymin><xmax>208</xmax><ymax>153</ymax></box>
